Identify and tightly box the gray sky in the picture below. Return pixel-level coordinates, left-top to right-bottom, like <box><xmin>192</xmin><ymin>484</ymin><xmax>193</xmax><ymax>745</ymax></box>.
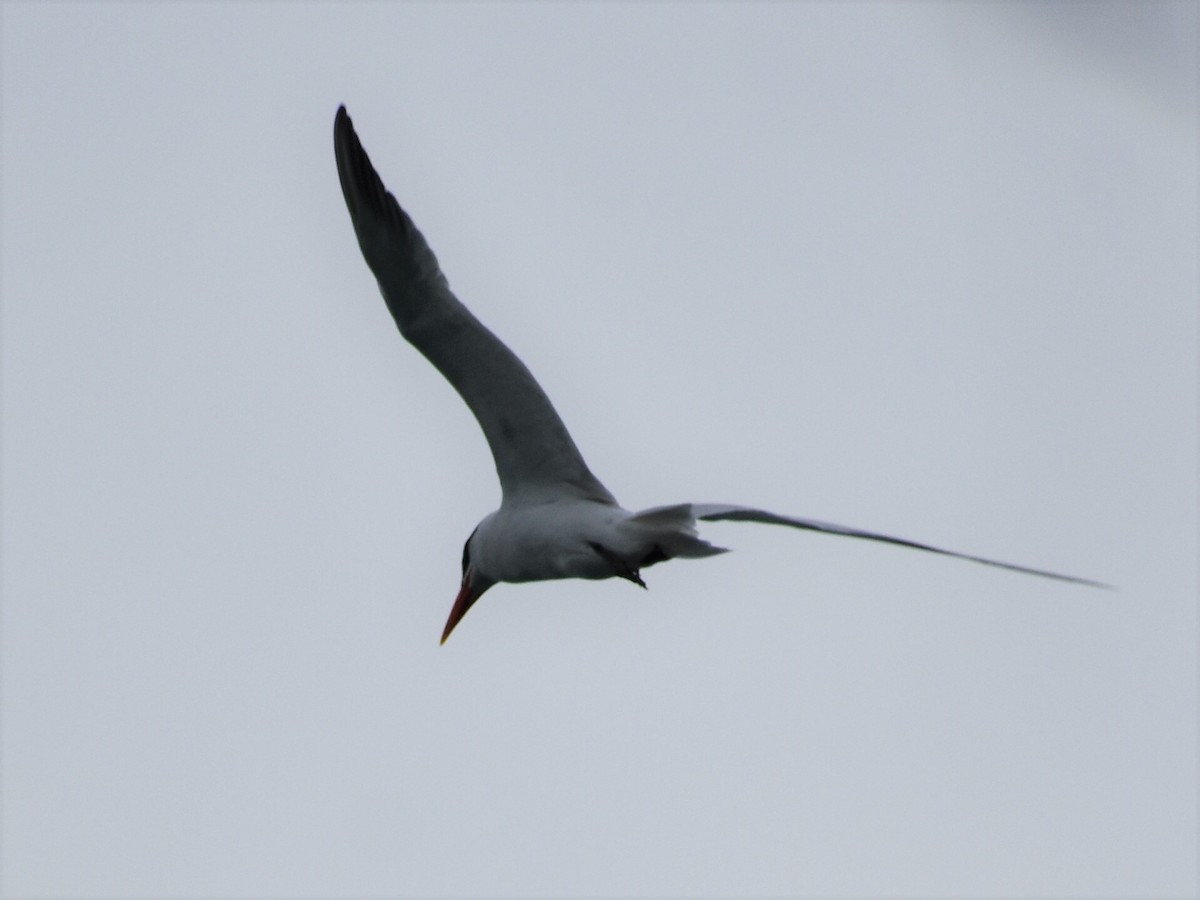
<box><xmin>2</xmin><ymin>3</ymin><xmax>1196</xmax><ymax>897</ymax></box>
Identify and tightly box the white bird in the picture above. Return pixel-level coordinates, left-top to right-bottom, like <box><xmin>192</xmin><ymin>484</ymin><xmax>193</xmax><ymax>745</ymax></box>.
<box><xmin>333</xmin><ymin>105</ymin><xmax>1104</xmax><ymax>644</ymax></box>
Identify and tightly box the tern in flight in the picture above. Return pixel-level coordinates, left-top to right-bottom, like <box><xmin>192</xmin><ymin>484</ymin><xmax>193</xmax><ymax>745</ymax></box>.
<box><xmin>333</xmin><ymin>105</ymin><xmax>1103</xmax><ymax>644</ymax></box>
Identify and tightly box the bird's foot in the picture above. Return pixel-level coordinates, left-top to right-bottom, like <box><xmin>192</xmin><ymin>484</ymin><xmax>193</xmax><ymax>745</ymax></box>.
<box><xmin>588</xmin><ymin>542</ymin><xmax>647</xmax><ymax>589</ymax></box>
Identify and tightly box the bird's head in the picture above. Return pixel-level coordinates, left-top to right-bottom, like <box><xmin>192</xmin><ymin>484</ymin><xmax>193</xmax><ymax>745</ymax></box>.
<box><xmin>441</xmin><ymin>525</ymin><xmax>496</xmax><ymax>644</ymax></box>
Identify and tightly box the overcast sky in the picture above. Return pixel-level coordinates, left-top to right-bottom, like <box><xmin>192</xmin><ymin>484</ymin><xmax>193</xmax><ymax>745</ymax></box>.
<box><xmin>2</xmin><ymin>3</ymin><xmax>1196</xmax><ymax>898</ymax></box>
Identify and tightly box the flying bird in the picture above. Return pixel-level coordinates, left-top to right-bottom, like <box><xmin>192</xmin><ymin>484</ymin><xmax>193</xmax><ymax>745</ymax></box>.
<box><xmin>332</xmin><ymin>105</ymin><xmax>1104</xmax><ymax>643</ymax></box>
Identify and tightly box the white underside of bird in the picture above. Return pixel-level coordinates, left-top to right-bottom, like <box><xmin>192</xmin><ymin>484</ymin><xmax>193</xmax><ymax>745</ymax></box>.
<box><xmin>332</xmin><ymin>105</ymin><xmax>1105</xmax><ymax>644</ymax></box>
<box><xmin>468</xmin><ymin>501</ymin><xmax>724</xmax><ymax>585</ymax></box>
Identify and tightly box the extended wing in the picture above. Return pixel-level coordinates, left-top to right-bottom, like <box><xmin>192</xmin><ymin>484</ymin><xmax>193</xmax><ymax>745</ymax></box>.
<box><xmin>689</xmin><ymin>503</ymin><xmax>1108</xmax><ymax>587</ymax></box>
<box><xmin>334</xmin><ymin>106</ymin><xmax>614</xmax><ymax>505</ymax></box>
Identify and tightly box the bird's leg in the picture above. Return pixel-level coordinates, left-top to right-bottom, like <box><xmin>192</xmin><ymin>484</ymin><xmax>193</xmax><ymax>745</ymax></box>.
<box><xmin>588</xmin><ymin>542</ymin><xmax>647</xmax><ymax>589</ymax></box>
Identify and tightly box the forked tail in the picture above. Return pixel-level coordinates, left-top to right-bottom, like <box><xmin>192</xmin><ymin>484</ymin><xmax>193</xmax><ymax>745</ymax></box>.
<box><xmin>626</xmin><ymin>503</ymin><xmax>729</xmax><ymax>563</ymax></box>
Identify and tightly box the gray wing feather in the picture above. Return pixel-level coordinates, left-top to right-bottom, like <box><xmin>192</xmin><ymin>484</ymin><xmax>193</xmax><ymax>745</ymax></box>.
<box><xmin>334</xmin><ymin>106</ymin><xmax>614</xmax><ymax>506</ymax></box>
<box><xmin>690</xmin><ymin>504</ymin><xmax>1109</xmax><ymax>588</ymax></box>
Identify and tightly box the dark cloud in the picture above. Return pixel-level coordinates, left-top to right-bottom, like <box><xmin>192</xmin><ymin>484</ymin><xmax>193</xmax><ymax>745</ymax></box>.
<box><xmin>1002</xmin><ymin>1</ymin><xmax>1197</xmax><ymax>116</ymax></box>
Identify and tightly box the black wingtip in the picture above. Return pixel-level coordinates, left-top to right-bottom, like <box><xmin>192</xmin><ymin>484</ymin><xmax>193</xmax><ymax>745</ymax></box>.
<box><xmin>334</xmin><ymin>104</ymin><xmax>352</xmax><ymax>141</ymax></box>
<box><xmin>333</xmin><ymin>103</ymin><xmax>385</xmax><ymax>218</ymax></box>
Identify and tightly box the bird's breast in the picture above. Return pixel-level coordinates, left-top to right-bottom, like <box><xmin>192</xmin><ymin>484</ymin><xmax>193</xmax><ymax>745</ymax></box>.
<box><xmin>472</xmin><ymin>501</ymin><xmax>636</xmax><ymax>584</ymax></box>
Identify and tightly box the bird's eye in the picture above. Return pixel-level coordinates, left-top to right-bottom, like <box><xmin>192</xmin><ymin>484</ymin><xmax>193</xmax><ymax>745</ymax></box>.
<box><xmin>461</xmin><ymin>525</ymin><xmax>479</xmax><ymax>577</ymax></box>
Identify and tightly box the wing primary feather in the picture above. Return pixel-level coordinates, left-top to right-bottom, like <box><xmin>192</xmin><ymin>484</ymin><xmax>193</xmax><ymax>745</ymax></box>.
<box><xmin>333</xmin><ymin>106</ymin><xmax>614</xmax><ymax>506</ymax></box>
<box><xmin>690</xmin><ymin>504</ymin><xmax>1109</xmax><ymax>588</ymax></box>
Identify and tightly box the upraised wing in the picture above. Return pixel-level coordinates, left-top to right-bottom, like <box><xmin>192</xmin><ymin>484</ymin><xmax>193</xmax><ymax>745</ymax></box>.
<box><xmin>334</xmin><ymin>106</ymin><xmax>614</xmax><ymax>506</ymax></box>
<box><xmin>689</xmin><ymin>503</ymin><xmax>1109</xmax><ymax>587</ymax></box>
